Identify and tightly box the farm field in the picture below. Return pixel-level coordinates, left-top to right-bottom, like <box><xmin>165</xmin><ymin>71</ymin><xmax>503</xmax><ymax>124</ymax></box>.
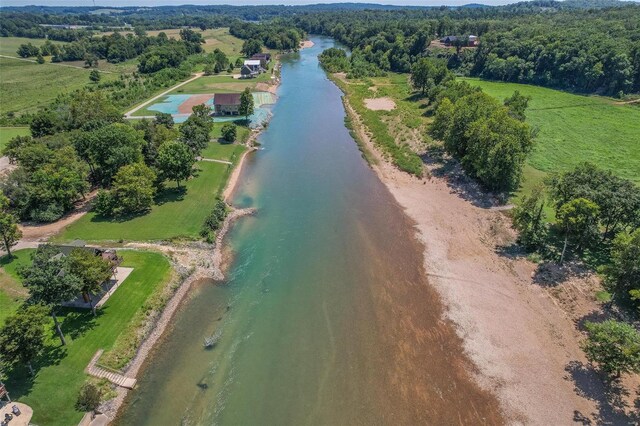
<box><xmin>0</xmin><ymin>249</ymin><xmax>172</xmax><ymax>426</ymax></box>
<box><xmin>0</xmin><ymin>56</ymin><xmax>117</xmax><ymax>116</ymax></box>
<box><xmin>0</xmin><ymin>127</ymin><xmax>30</xmax><ymax>151</ymax></box>
<box><xmin>0</xmin><ymin>36</ymin><xmax>57</xmax><ymax>57</ymax></box>
<box><xmin>56</xmin><ymin>160</ymin><xmax>231</xmax><ymax>242</ymax></box>
<box><xmin>462</xmin><ymin>78</ymin><xmax>640</xmax><ymax>185</ymax></box>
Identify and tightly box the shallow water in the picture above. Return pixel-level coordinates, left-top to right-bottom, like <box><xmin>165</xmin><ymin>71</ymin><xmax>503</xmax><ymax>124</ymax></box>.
<box><xmin>117</xmin><ymin>37</ymin><xmax>502</xmax><ymax>425</ymax></box>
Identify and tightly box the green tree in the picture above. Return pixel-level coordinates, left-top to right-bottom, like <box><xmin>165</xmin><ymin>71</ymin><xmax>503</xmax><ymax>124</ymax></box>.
<box><xmin>605</xmin><ymin>229</ymin><xmax>640</xmax><ymax>308</ymax></box>
<box><xmin>220</xmin><ymin>123</ymin><xmax>237</xmax><ymax>143</ymax></box>
<box><xmin>512</xmin><ymin>185</ymin><xmax>547</xmax><ymax>250</ymax></box>
<box><xmin>0</xmin><ymin>195</ymin><xmax>22</xmax><ymax>257</ymax></box>
<box><xmin>20</xmin><ymin>245</ymin><xmax>83</xmax><ymax>345</ymax></box>
<box><xmin>0</xmin><ymin>304</ymin><xmax>48</xmax><ymax>375</ymax></box>
<box><xmin>503</xmin><ymin>91</ymin><xmax>531</xmax><ymax>121</ymax></box>
<box><xmin>36</xmin><ymin>54</ymin><xmax>45</xmax><ymax>64</ymax></box>
<box><xmin>68</xmin><ymin>248</ymin><xmax>113</xmax><ymax>316</ymax></box>
<box><xmin>556</xmin><ymin>198</ymin><xmax>600</xmax><ymax>264</ymax></box>
<box><xmin>154</xmin><ymin>112</ymin><xmax>174</xmax><ymax>129</ymax></box>
<box><xmin>239</xmin><ymin>88</ymin><xmax>254</xmax><ymax>122</ymax></box>
<box><xmin>109</xmin><ymin>163</ymin><xmax>157</xmax><ymax>216</ymax></box>
<box><xmin>89</xmin><ymin>70</ymin><xmax>101</xmax><ymax>83</ymax></box>
<box><xmin>73</xmin><ymin>123</ymin><xmax>144</xmax><ymax>185</ymax></box>
<box><xmin>29</xmin><ymin>111</ymin><xmax>57</xmax><ymax>138</ymax></box>
<box><xmin>203</xmin><ymin>63</ymin><xmax>215</xmax><ymax>76</ymax></box>
<box><xmin>76</xmin><ymin>381</ymin><xmax>102</xmax><ymax>413</ymax></box>
<box><xmin>180</xmin><ymin>119</ymin><xmax>210</xmax><ymax>155</ymax></box>
<box><xmin>583</xmin><ymin>320</ymin><xmax>640</xmax><ymax>378</ymax></box>
<box><xmin>241</xmin><ymin>39</ymin><xmax>262</xmax><ymax>57</ymax></box>
<box><xmin>156</xmin><ymin>141</ymin><xmax>194</xmax><ymax>188</ymax></box>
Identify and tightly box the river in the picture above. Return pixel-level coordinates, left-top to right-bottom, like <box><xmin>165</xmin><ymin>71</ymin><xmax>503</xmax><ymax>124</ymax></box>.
<box><xmin>117</xmin><ymin>36</ymin><xmax>502</xmax><ymax>425</ymax></box>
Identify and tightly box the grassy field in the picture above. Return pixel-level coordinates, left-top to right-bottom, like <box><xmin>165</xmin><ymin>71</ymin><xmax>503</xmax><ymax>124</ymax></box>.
<box><xmin>56</xmin><ymin>160</ymin><xmax>231</xmax><ymax>241</ymax></box>
<box><xmin>0</xmin><ymin>37</ymin><xmax>58</xmax><ymax>57</ymax></box>
<box><xmin>0</xmin><ymin>57</ymin><xmax>118</xmax><ymax>116</ymax></box>
<box><xmin>333</xmin><ymin>73</ymin><xmax>427</xmax><ymax>176</ymax></box>
<box><xmin>0</xmin><ymin>250</ymin><xmax>32</xmax><ymax>326</ymax></box>
<box><xmin>1</xmin><ymin>249</ymin><xmax>171</xmax><ymax>426</ymax></box>
<box><xmin>462</xmin><ymin>78</ymin><xmax>640</xmax><ymax>185</ymax></box>
<box><xmin>0</xmin><ymin>126</ymin><xmax>29</xmax><ymax>151</ymax></box>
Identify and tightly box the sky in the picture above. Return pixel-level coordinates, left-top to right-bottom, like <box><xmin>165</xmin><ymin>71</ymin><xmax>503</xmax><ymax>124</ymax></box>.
<box><xmin>0</xmin><ymin>0</ymin><xmax>551</xmax><ymax>7</ymax></box>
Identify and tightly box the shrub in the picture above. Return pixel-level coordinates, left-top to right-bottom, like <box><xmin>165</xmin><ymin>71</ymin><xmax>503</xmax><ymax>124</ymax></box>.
<box><xmin>221</xmin><ymin>123</ymin><xmax>237</xmax><ymax>143</ymax></box>
<box><xmin>75</xmin><ymin>381</ymin><xmax>102</xmax><ymax>413</ymax></box>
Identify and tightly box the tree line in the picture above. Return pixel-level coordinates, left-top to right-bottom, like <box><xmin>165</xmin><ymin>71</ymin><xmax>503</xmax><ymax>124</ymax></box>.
<box><xmin>291</xmin><ymin>3</ymin><xmax>640</xmax><ymax>96</ymax></box>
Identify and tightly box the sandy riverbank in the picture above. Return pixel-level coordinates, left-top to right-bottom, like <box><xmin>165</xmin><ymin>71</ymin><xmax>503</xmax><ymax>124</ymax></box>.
<box><xmin>300</xmin><ymin>40</ymin><xmax>315</xmax><ymax>49</ymax></box>
<box><xmin>341</xmin><ymin>96</ymin><xmax>611</xmax><ymax>424</ymax></box>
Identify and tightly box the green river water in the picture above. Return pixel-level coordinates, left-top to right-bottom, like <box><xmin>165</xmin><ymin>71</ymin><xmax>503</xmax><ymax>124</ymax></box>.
<box><xmin>117</xmin><ymin>37</ymin><xmax>503</xmax><ymax>425</ymax></box>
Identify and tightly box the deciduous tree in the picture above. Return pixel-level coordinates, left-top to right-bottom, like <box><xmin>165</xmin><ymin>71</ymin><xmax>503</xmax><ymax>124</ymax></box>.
<box><xmin>68</xmin><ymin>248</ymin><xmax>113</xmax><ymax>316</ymax></box>
<box><xmin>21</xmin><ymin>245</ymin><xmax>83</xmax><ymax>345</ymax></box>
<box><xmin>239</xmin><ymin>88</ymin><xmax>254</xmax><ymax>122</ymax></box>
<box><xmin>583</xmin><ymin>320</ymin><xmax>640</xmax><ymax>378</ymax></box>
<box><xmin>0</xmin><ymin>304</ymin><xmax>48</xmax><ymax>375</ymax></box>
<box><xmin>0</xmin><ymin>195</ymin><xmax>22</xmax><ymax>257</ymax></box>
<box><xmin>157</xmin><ymin>141</ymin><xmax>194</xmax><ymax>188</ymax></box>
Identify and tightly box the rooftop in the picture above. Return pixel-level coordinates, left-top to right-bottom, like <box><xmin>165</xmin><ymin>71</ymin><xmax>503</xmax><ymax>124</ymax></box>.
<box><xmin>214</xmin><ymin>93</ymin><xmax>241</xmax><ymax>106</ymax></box>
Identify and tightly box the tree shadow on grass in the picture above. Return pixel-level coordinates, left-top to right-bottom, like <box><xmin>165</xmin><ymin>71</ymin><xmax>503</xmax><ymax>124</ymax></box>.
<box><xmin>566</xmin><ymin>360</ymin><xmax>635</xmax><ymax>425</ymax></box>
<box><xmin>3</xmin><ymin>344</ymin><xmax>67</xmax><ymax>400</ymax></box>
<box><xmin>154</xmin><ymin>186</ymin><xmax>187</xmax><ymax>206</ymax></box>
<box><xmin>59</xmin><ymin>307</ymin><xmax>101</xmax><ymax>340</ymax></box>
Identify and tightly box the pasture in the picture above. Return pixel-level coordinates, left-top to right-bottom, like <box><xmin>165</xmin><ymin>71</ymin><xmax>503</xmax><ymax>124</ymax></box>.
<box><xmin>0</xmin><ymin>249</ymin><xmax>172</xmax><ymax>426</ymax></box>
<box><xmin>0</xmin><ymin>56</ymin><xmax>116</xmax><ymax>116</ymax></box>
<box><xmin>462</xmin><ymin>78</ymin><xmax>640</xmax><ymax>185</ymax></box>
<box><xmin>0</xmin><ymin>127</ymin><xmax>30</xmax><ymax>151</ymax></box>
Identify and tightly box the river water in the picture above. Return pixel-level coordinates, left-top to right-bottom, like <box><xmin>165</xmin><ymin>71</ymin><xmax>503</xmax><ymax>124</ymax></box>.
<box><xmin>118</xmin><ymin>37</ymin><xmax>502</xmax><ymax>425</ymax></box>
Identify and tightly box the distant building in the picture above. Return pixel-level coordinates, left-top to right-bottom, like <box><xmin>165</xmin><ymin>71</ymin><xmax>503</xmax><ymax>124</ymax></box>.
<box><xmin>251</xmin><ymin>53</ymin><xmax>271</xmax><ymax>68</ymax></box>
<box><xmin>240</xmin><ymin>65</ymin><xmax>254</xmax><ymax>79</ymax></box>
<box><xmin>244</xmin><ymin>59</ymin><xmax>263</xmax><ymax>75</ymax></box>
<box><xmin>214</xmin><ymin>93</ymin><xmax>242</xmax><ymax>115</ymax></box>
<box><xmin>469</xmin><ymin>35</ymin><xmax>478</xmax><ymax>46</ymax></box>
<box><xmin>440</xmin><ymin>35</ymin><xmax>458</xmax><ymax>46</ymax></box>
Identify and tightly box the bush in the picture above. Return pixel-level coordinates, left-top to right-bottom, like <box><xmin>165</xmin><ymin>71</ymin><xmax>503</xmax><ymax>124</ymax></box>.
<box><xmin>75</xmin><ymin>381</ymin><xmax>102</xmax><ymax>413</ymax></box>
<box><xmin>29</xmin><ymin>203</ymin><xmax>64</xmax><ymax>223</ymax></box>
<box><xmin>221</xmin><ymin>123</ymin><xmax>237</xmax><ymax>143</ymax></box>
<box><xmin>200</xmin><ymin>199</ymin><xmax>228</xmax><ymax>242</ymax></box>
<box><xmin>93</xmin><ymin>190</ymin><xmax>115</xmax><ymax>217</ymax></box>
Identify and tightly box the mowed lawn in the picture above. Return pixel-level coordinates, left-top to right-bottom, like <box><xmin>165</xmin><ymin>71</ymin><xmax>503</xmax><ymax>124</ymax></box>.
<box><xmin>0</xmin><ymin>126</ymin><xmax>29</xmax><ymax>151</ymax></box>
<box><xmin>462</xmin><ymin>78</ymin><xmax>640</xmax><ymax>185</ymax></box>
<box><xmin>1</xmin><ymin>249</ymin><xmax>171</xmax><ymax>426</ymax></box>
<box><xmin>172</xmin><ymin>72</ymin><xmax>273</xmax><ymax>95</ymax></box>
<box><xmin>0</xmin><ymin>57</ymin><xmax>116</xmax><ymax>116</ymax></box>
<box><xmin>56</xmin><ymin>160</ymin><xmax>230</xmax><ymax>241</ymax></box>
<box><xmin>0</xmin><ymin>250</ymin><xmax>32</xmax><ymax>326</ymax></box>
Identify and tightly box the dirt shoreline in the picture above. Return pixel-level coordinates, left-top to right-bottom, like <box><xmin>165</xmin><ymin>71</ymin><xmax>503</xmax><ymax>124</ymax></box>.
<box><xmin>340</xmin><ymin>93</ymin><xmax>604</xmax><ymax>424</ymax></box>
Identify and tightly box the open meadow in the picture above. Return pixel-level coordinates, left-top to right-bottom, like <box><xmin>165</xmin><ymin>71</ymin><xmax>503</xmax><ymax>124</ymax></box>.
<box><xmin>0</xmin><ymin>57</ymin><xmax>117</xmax><ymax>116</ymax></box>
<box><xmin>0</xmin><ymin>249</ymin><xmax>172</xmax><ymax>426</ymax></box>
<box><xmin>462</xmin><ymin>78</ymin><xmax>640</xmax><ymax>185</ymax></box>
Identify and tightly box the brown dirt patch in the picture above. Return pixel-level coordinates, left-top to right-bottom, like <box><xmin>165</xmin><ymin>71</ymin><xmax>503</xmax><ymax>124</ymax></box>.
<box><xmin>177</xmin><ymin>94</ymin><xmax>214</xmax><ymax>114</ymax></box>
<box><xmin>364</xmin><ymin>97</ymin><xmax>396</xmax><ymax>111</ymax></box>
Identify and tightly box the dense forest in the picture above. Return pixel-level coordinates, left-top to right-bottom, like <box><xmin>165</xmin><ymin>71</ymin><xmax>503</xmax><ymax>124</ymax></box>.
<box><xmin>2</xmin><ymin>1</ymin><xmax>639</xmax><ymax>95</ymax></box>
<box><xmin>291</xmin><ymin>3</ymin><xmax>640</xmax><ymax>95</ymax></box>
